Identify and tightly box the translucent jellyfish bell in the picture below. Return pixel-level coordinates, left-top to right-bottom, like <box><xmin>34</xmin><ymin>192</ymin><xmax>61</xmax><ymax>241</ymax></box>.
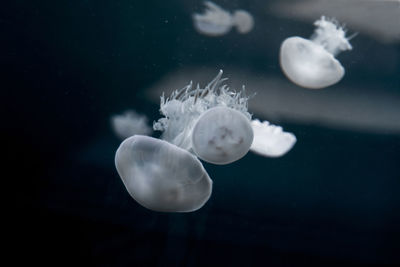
<box><xmin>250</xmin><ymin>119</ymin><xmax>296</xmax><ymax>157</ymax></box>
<box><xmin>193</xmin><ymin>1</ymin><xmax>254</xmax><ymax>36</ymax></box>
<box><xmin>280</xmin><ymin>16</ymin><xmax>354</xmax><ymax>89</ymax></box>
<box><xmin>192</xmin><ymin>106</ymin><xmax>254</xmax><ymax>165</ymax></box>
<box><xmin>110</xmin><ymin>110</ymin><xmax>152</xmax><ymax>140</ymax></box>
<box><xmin>154</xmin><ymin>70</ymin><xmax>253</xmax><ymax>165</ymax></box>
<box><xmin>115</xmin><ymin>135</ymin><xmax>212</xmax><ymax>212</ymax></box>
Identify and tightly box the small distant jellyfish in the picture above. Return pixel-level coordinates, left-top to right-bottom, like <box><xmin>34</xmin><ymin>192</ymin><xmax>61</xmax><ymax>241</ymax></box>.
<box><xmin>111</xmin><ymin>110</ymin><xmax>152</xmax><ymax>140</ymax></box>
<box><xmin>115</xmin><ymin>135</ymin><xmax>212</xmax><ymax>212</ymax></box>
<box><xmin>250</xmin><ymin>119</ymin><xmax>296</xmax><ymax>157</ymax></box>
<box><xmin>193</xmin><ymin>1</ymin><xmax>254</xmax><ymax>36</ymax></box>
<box><xmin>280</xmin><ymin>16</ymin><xmax>354</xmax><ymax>89</ymax></box>
<box><xmin>154</xmin><ymin>70</ymin><xmax>254</xmax><ymax>165</ymax></box>
<box><xmin>193</xmin><ymin>1</ymin><xmax>232</xmax><ymax>36</ymax></box>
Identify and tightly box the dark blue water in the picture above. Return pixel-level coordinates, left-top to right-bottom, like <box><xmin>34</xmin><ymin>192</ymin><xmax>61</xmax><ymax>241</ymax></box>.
<box><xmin>5</xmin><ymin>0</ymin><xmax>400</xmax><ymax>266</ymax></box>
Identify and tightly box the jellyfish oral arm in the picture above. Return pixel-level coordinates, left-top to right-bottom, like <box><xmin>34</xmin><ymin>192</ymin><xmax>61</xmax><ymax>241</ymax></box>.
<box><xmin>311</xmin><ymin>16</ymin><xmax>352</xmax><ymax>56</ymax></box>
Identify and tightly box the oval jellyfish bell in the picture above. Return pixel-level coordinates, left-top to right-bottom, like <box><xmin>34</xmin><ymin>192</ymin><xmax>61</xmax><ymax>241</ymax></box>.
<box><xmin>280</xmin><ymin>16</ymin><xmax>354</xmax><ymax>89</ymax></box>
<box><xmin>191</xmin><ymin>106</ymin><xmax>254</xmax><ymax>165</ymax></box>
<box><xmin>115</xmin><ymin>135</ymin><xmax>212</xmax><ymax>212</ymax></box>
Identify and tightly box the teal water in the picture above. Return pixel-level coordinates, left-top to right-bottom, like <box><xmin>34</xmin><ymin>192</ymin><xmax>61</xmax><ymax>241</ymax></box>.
<box><xmin>5</xmin><ymin>0</ymin><xmax>400</xmax><ymax>265</ymax></box>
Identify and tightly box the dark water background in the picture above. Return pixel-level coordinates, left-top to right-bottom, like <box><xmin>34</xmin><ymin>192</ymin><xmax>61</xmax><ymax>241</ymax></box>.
<box><xmin>4</xmin><ymin>0</ymin><xmax>400</xmax><ymax>266</ymax></box>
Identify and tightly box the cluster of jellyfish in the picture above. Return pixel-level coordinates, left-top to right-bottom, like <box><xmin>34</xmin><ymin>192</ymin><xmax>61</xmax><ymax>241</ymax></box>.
<box><xmin>112</xmin><ymin>2</ymin><xmax>356</xmax><ymax>212</ymax></box>
<box><xmin>113</xmin><ymin>71</ymin><xmax>296</xmax><ymax>212</ymax></box>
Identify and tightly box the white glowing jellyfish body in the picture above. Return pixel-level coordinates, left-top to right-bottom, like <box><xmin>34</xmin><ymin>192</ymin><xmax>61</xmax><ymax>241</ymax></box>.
<box><xmin>111</xmin><ymin>110</ymin><xmax>152</xmax><ymax>140</ymax></box>
<box><xmin>115</xmin><ymin>135</ymin><xmax>212</xmax><ymax>212</ymax></box>
<box><xmin>192</xmin><ymin>106</ymin><xmax>254</xmax><ymax>164</ymax></box>
<box><xmin>193</xmin><ymin>1</ymin><xmax>254</xmax><ymax>36</ymax></box>
<box><xmin>250</xmin><ymin>119</ymin><xmax>296</xmax><ymax>158</ymax></box>
<box><xmin>280</xmin><ymin>16</ymin><xmax>353</xmax><ymax>89</ymax></box>
<box><xmin>154</xmin><ymin>70</ymin><xmax>253</xmax><ymax>164</ymax></box>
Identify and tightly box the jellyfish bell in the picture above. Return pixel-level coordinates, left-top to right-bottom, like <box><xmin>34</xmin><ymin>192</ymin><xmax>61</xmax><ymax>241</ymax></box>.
<box><xmin>193</xmin><ymin>1</ymin><xmax>233</xmax><ymax>36</ymax></box>
<box><xmin>191</xmin><ymin>106</ymin><xmax>254</xmax><ymax>165</ymax></box>
<box><xmin>115</xmin><ymin>135</ymin><xmax>212</xmax><ymax>212</ymax></box>
<box><xmin>280</xmin><ymin>16</ymin><xmax>353</xmax><ymax>89</ymax></box>
<box><xmin>280</xmin><ymin>37</ymin><xmax>345</xmax><ymax>89</ymax></box>
<box><xmin>250</xmin><ymin>119</ymin><xmax>296</xmax><ymax>157</ymax></box>
<box><xmin>232</xmin><ymin>10</ymin><xmax>254</xmax><ymax>34</ymax></box>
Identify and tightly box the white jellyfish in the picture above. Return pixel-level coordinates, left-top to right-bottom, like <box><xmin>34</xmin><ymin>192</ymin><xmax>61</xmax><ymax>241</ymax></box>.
<box><xmin>111</xmin><ymin>110</ymin><xmax>152</xmax><ymax>140</ymax></box>
<box><xmin>193</xmin><ymin>1</ymin><xmax>254</xmax><ymax>36</ymax></box>
<box><xmin>192</xmin><ymin>106</ymin><xmax>254</xmax><ymax>164</ymax></box>
<box><xmin>280</xmin><ymin>16</ymin><xmax>354</xmax><ymax>89</ymax></box>
<box><xmin>154</xmin><ymin>70</ymin><xmax>254</xmax><ymax>165</ymax></box>
<box><xmin>115</xmin><ymin>135</ymin><xmax>212</xmax><ymax>212</ymax></box>
<box><xmin>250</xmin><ymin>119</ymin><xmax>296</xmax><ymax>158</ymax></box>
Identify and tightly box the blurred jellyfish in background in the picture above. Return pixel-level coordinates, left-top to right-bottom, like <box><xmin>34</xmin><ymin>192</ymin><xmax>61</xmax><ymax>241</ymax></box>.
<box><xmin>193</xmin><ymin>1</ymin><xmax>254</xmax><ymax>36</ymax></box>
<box><xmin>154</xmin><ymin>70</ymin><xmax>254</xmax><ymax>165</ymax></box>
<box><xmin>111</xmin><ymin>110</ymin><xmax>152</xmax><ymax>140</ymax></box>
<box><xmin>193</xmin><ymin>1</ymin><xmax>231</xmax><ymax>36</ymax></box>
<box><xmin>250</xmin><ymin>119</ymin><xmax>296</xmax><ymax>158</ymax></box>
<box><xmin>115</xmin><ymin>135</ymin><xmax>212</xmax><ymax>212</ymax></box>
<box><xmin>232</xmin><ymin>10</ymin><xmax>254</xmax><ymax>34</ymax></box>
<box><xmin>280</xmin><ymin>16</ymin><xmax>354</xmax><ymax>89</ymax></box>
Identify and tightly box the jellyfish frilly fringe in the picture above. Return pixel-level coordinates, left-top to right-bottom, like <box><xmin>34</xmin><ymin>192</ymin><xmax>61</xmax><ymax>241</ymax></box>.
<box><xmin>311</xmin><ymin>16</ymin><xmax>353</xmax><ymax>56</ymax></box>
<box><xmin>154</xmin><ymin>70</ymin><xmax>252</xmax><ymax>150</ymax></box>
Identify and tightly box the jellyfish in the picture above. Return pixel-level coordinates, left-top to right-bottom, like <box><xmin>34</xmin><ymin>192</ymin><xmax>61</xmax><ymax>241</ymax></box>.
<box><xmin>280</xmin><ymin>16</ymin><xmax>354</xmax><ymax>89</ymax></box>
<box><xmin>193</xmin><ymin>1</ymin><xmax>254</xmax><ymax>36</ymax></box>
<box><xmin>153</xmin><ymin>70</ymin><xmax>254</xmax><ymax>164</ymax></box>
<box><xmin>250</xmin><ymin>119</ymin><xmax>297</xmax><ymax>157</ymax></box>
<box><xmin>111</xmin><ymin>110</ymin><xmax>152</xmax><ymax>140</ymax></box>
<box><xmin>192</xmin><ymin>106</ymin><xmax>254</xmax><ymax>164</ymax></box>
<box><xmin>115</xmin><ymin>135</ymin><xmax>212</xmax><ymax>212</ymax></box>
